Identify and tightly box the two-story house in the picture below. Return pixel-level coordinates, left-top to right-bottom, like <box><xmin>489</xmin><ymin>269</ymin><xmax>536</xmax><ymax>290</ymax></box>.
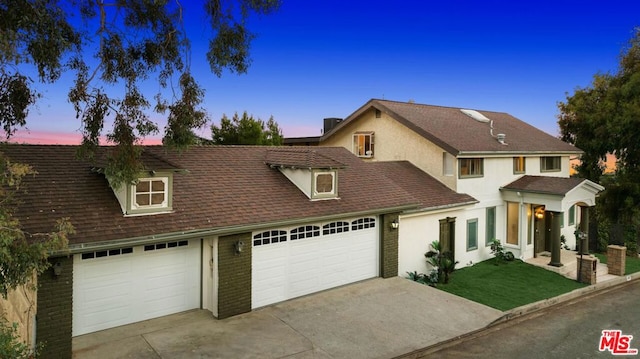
<box><xmin>319</xmin><ymin>99</ymin><xmax>603</xmax><ymax>275</ymax></box>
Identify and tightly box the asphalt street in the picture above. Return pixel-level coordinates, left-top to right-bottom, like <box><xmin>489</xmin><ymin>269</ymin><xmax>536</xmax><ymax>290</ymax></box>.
<box><xmin>419</xmin><ymin>279</ymin><xmax>640</xmax><ymax>359</ymax></box>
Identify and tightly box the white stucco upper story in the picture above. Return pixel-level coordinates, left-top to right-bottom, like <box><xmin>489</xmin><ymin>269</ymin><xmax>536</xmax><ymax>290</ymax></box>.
<box><xmin>320</xmin><ymin>104</ymin><xmax>576</xmax><ymax>201</ymax></box>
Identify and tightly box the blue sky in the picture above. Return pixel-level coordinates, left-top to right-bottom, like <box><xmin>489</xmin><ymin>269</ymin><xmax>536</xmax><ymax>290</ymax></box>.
<box><xmin>15</xmin><ymin>1</ymin><xmax>640</xmax><ymax>143</ymax></box>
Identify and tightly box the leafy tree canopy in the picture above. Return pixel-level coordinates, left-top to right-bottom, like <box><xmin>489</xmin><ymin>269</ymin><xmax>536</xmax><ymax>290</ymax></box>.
<box><xmin>0</xmin><ymin>0</ymin><xmax>280</xmax><ymax>186</ymax></box>
<box><xmin>211</xmin><ymin>111</ymin><xmax>283</xmax><ymax>145</ymax></box>
<box><xmin>558</xmin><ymin>27</ymin><xmax>640</xmax><ymax>181</ymax></box>
<box><xmin>558</xmin><ymin>27</ymin><xmax>640</xmax><ymax>225</ymax></box>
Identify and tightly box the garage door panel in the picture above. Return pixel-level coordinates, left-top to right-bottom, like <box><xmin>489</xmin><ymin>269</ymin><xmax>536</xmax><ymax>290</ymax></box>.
<box><xmin>252</xmin><ymin>218</ymin><xmax>378</xmax><ymax>309</ymax></box>
<box><xmin>73</xmin><ymin>240</ymin><xmax>200</xmax><ymax>336</ymax></box>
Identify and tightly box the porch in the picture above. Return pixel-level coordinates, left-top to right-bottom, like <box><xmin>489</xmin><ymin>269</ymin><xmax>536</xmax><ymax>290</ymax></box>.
<box><xmin>525</xmin><ymin>250</ymin><xmax>618</xmax><ymax>283</ymax></box>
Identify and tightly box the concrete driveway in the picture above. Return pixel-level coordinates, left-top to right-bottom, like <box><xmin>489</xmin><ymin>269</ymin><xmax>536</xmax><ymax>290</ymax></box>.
<box><xmin>72</xmin><ymin>277</ymin><xmax>502</xmax><ymax>359</ymax></box>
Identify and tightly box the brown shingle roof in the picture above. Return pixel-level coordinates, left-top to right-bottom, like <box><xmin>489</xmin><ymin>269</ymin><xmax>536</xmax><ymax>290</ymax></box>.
<box><xmin>501</xmin><ymin>175</ymin><xmax>587</xmax><ymax>195</ymax></box>
<box><xmin>370</xmin><ymin>161</ymin><xmax>477</xmax><ymax>210</ymax></box>
<box><xmin>323</xmin><ymin>99</ymin><xmax>582</xmax><ymax>156</ymax></box>
<box><xmin>264</xmin><ymin>148</ymin><xmax>346</xmax><ymax>169</ymax></box>
<box><xmin>3</xmin><ymin>145</ymin><xmax>421</xmax><ymax>247</ymax></box>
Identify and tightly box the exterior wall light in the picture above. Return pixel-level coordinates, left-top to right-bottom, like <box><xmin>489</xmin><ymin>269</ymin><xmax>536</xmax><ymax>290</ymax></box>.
<box><xmin>53</xmin><ymin>262</ymin><xmax>63</xmax><ymax>277</ymax></box>
<box><xmin>390</xmin><ymin>219</ymin><xmax>399</xmax><ymax>230</ymax></box>
<box><xmin>234</xmin><ymin>240</ymin><xmax>245</xmax><ymax>255</ymax></box>
<box><xmin>535</xmin><ymin>208</ymin><xmax>545</xmax><ymax>220</ymax></box>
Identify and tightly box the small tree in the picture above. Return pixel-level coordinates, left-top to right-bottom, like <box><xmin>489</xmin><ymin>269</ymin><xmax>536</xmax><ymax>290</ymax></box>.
<box><xmin>0</xmin><ymin>154</ymin><xmax>74</xmax><ymax>356</ymax></box>
<box><xmin>0</xmin><ymin>155</ymin><xmax>74</xmax><ymax>297</ymax></box>
<box><xmin>425</xmin><ymin>240</ymin><xmax>458</xmax><ymax>284</ymax></box>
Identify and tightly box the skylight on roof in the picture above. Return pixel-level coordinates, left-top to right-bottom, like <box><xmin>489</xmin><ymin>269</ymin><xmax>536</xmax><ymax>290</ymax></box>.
<box><xmin>460</xmin><ymin>109</ymin><xmax>490</xmax><ymax>123</ymax></box>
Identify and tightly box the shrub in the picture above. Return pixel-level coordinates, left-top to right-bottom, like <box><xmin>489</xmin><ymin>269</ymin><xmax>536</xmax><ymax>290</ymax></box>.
<box><xmin>489</xmin><ymin>239</ymin><xmax>514</xmax><ymax>264</ymax></box>
<box><xmin>0</xmin><ymin>321</ymin><xmax>41</xmax><ymax>359</ymax></box>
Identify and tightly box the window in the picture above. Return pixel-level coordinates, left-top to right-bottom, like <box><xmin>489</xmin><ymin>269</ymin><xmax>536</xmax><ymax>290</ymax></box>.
<box><xmin>513</xmin><ymin>156</ymin><xmax>526</xmax><ymax>174</ymax></box>
<box><xmin>541</xmin><ymin>156</ymin><xmax>561</xmax><ymax>172</ymax></box>
<box><xmin>253</xmin><ymin>230</ymin><xmax>287</xmax><ymax>246</ymax></box>
<box><xmin>559</xmin><ymin>211</ymin><xmax>565</xmax><ymax>228</ymax></box>
<box><xmin>323</xmin><ymin>221</ymin><xmax>349</xmax><ymax>235</ymax></box>
<box><xmin>352</xmin><ymin>217</ymin><xmax>375</xmax><ymax>230</ymax></box>
<box><xmin>353</xmin><ymin>132</ymin><xmax>374</xmax><ymax>157</ymax></box>
<box><xmin>486</xmin><ymin>207</ymin><xmax>496</xmax><ymax>246</ymax></box>
<box><xmin>569</xmin><ymin>205</ymin><xmax>576</xmax><ymax>226</ymax></box>
<box><xmin>375</xmin><ymin>109</ymin><xmax>382</xmax><ymax>118</ymax></box>
<box><xmin>459</xmin><ymin>158</ymin><xmax>483</xmax><ymax>178</ymax></box>
<box><xmin>467</xmin><ymin>219</ymin><xmax>478</xmax><ymax>251</ymax></box>
<box><xmin>506</xmin><ymin>202</ymin><xmax>519</xmax><ymax>245</ymax></box>
<box><xmin>81</xmin><ymin>247</ymin><xmax>133</xmax><ymax>260</ymax></box>
<box><xmin>291</xmin><ymin>225</ymin><xmax>320</xmax><ymax>240</ymax></box>
<box><xmin>443</xmin><ymin>152</ymin><xmax>454</xmax><ymax>176</ymax></box>
<box><xmin>133</xmin><ymin>177</ymin><xmax>168</xmax><ymax>209</ymax></box>
<box><xmin>143</xmin><ymin>240</ymin><xmax>188</xmax><ymax>251</ymax></box>
<box><xmin>313</xmin><ymin>171</ymin><xmax>337</xmax><ymax>198</ymax></box>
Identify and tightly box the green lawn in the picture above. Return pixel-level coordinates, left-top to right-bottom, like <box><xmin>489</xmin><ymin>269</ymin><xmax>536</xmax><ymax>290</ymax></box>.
<box><xmin>593</xmin><ymin>253</ymin><xmax>640</xmax><ymax>275</ymax></box>
<box><xmin>436</xmin><ymin>260</ymin><xmax>587</xmax><ymax>311</ymax></box>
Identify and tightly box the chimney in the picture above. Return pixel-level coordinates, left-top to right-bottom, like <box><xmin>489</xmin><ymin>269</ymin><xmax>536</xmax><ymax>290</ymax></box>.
<box><xmin>323</xmin><ymin>118</ymin><xmax>343</xmax><ymax>134</ymax></box>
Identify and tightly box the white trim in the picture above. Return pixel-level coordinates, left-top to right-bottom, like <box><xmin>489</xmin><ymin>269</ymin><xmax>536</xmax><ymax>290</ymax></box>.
<box><xmin>131</xmin><ymin>177</ymin><xmax>169</xmax><ymax>210</ymax></box>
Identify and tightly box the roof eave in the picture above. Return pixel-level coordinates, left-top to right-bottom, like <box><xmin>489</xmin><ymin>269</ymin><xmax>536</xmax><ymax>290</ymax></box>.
<box><xmin>456</xmin><ymin>150</ymin><xmax>583</xmax><ymax>157</ymax></box>
<box><xmin>58</xmin><ymin>204</ymin><xmax>420</xmax><ymax>255</ymax></box>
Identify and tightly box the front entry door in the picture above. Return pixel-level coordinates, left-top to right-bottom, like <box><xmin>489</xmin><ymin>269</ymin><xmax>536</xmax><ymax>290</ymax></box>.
<box><xmin>439</xmin><ymin>217</ymin><xmax>456</xmax><ymax>260</ymax></box>
<box><xmin>533</xmin><ymin>206</ymin><xmax>548</xmax><ymax>256</ymax></box>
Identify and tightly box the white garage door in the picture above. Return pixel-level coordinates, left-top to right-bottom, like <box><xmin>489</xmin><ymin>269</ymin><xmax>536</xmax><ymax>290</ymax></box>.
<box><xmin>252</xmin><ymin>217</ymin><xmax>378</xmax><ymax>308</ymax></box>
<box><xmin>73</xmin><ymin>239</ymin><xmax>200</xmax><ymax>336</ymax></box>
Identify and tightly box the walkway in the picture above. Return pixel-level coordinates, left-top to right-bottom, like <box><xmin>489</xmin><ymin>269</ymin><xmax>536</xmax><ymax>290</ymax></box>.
<box><xmin>525</xmin><ymin>250</ymin><xmax>618</xmax><ymax>282</ymax></box>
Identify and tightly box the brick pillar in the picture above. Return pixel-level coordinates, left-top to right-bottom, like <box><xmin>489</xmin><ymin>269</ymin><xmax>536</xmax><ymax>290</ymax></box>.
<box><xmin>217</xmin><ymin>233</ymin><xmax>252</xmax><ymax>319</ymax></box>
<box><xmin>576</xmin><ymin>255</ymin><xmax>597</xmax><ymax>284</ymax></box>
<box><xmin>36</xmin><ymin>256</ymin><xmax>73</xmax><ymax>359</ymax></box>
<box><xmin>381</xmin><ymin>213</ymin><xmax>400</xmax><ymax>278</ymax></box>
<box><xmin>607</xmin><ymin>245</ymin><xmax>626</xmax><ymax>276</ymax></box>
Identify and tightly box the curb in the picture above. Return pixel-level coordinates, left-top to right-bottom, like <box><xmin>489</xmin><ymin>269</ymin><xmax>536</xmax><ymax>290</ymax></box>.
<box><xmin>489</xmin><ymin>271</ymin><xmax>640</xmax><ymax>327</ymax></box>
<box><xmin>393</xmin><ymin>271</ymin><xmax>640</xmax><ymax>359</ymax></box>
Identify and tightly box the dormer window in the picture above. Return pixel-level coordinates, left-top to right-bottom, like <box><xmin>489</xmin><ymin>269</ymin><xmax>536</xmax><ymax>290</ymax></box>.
<box><xmin>112</xmin><ymin>174</ymin><xmax>174</xmax><ymax>215</ymax></box>
<box><xmin>133</xmin><ymin>177</ymin><xmax>168</xmax><ymax>209</ymax></box>
<box><xmin>353</xmin><ymin>132</ymin><xmax>374</xmax><ymax>158</ymax></box>
<box><xmin>312</xmin><ymin>170</ymin><xmax>337</xmax><ymax>199</ymax></box>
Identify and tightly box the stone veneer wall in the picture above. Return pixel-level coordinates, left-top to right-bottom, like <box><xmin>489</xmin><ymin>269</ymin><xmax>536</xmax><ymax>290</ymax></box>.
<box><xmin>607</xmin><ymin>245</ymin><xmax>626</xmax><ymax>276</ymax></box>
<box><xmin>36</xmin><ymin>256</ymin><xmax>73</xmax><ymax>359</ymax></box>
<box><xmin>577</xmin><ymin>255</ymin><xmax>597</xmax><ymax>285</ymax></box>
<box><xmin>217</xmin><ymin>233</ymin><xmax>252</xmax><ymax>319</ymax></box>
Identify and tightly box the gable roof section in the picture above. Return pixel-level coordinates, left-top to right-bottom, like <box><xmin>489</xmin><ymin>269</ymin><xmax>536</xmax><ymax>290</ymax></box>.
<box><xmin>500</xmin><ymin>175</ymin><xmax>604</xmax><ymax>212</ymax></box>
<box><xmin>370</xmin><ymin>161</ymin><xmax>477</xmax><ymax>211</ymax></box>
<box><xmin>501</xmin><ymin>175</ymin><xmax>595</xmax><ymax>196</ymax></box>
<box><xmin>321</xmin><ymin>99</ymin><xmax>582</xmax><ymax>156</ymax></box>
<box><xmin>264</xmin><ymin>148</ymin><xmax>346</xmax><ymax>169</ymax></box>
<box><xmin>3</xmin><ymin>145</ymin><xmax>421</xmax><ymax>249</ymax></box>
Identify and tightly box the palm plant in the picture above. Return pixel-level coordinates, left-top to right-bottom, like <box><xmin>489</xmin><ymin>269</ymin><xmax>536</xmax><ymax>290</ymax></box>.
<box><xmin>425</xmin><ymin>241</ymin><xmax>458</xmax><ymax>284</ymax></box>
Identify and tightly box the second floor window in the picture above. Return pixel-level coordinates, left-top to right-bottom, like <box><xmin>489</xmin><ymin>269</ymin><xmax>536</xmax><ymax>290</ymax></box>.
<box><xmin>459</xmin><ymin>158</ymin><xmax>483</xmax><ymax>178</ymax></box>
<box><xmin>133</xmin><ymin>177</ymin><xmax>168</xmax><ymax>209</ymax></box>
<box><xmin>513</xmin><ymin>156</ymin><xmax>526</xmax><ymax>174</ymax></box>
<box><xmin>541</xmin><ymin>156</ymin><xmax>561</xmax><ymax>172</ymax></box>
<box><xmin>353</xmin><ymin>132</ymin><xmax>374</xmax><ymax>157</ymax></box>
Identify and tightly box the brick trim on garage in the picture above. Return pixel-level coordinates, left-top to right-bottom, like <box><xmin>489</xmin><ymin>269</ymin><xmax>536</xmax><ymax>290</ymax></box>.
<box><xmin>217</xmin><ymin>233</ymin><xmax>252</xmax><ymax>319</ymax></box>
<box><xmin>381</xmin><ymin>213</ymin><xmax>400</xmax><ymax>278</ymax></box>
<box><xmin>36</xmin><ymin>256</ymin><xmax>73</xmax><ymax>359</ymax></box>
